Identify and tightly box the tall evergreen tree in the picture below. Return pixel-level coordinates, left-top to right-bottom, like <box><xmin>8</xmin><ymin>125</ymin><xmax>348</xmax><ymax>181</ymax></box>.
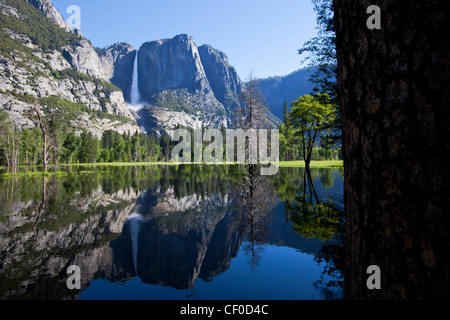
<box><xmin>112</xmin><ymin>135</ymin><xmax>126</xmax><ymax>162</ymax></box>
<box><xmin>61</xmin><ymin>132</ymin><xmax>81</xmax><ymax>164</ymax></box>
<box><xmin>299</xmin><ymin>0</ymin><xmax>336</xmax><ymax>100</ymax></box>
<box><xmin>283</xmin><ymin>101</ymin><xmax>289</xmax><ymax>125</ymax></box>
<box><xmin>79</xmin><ymin>131</ymin><xmax>99</xmax><ymax>163</ymax></box>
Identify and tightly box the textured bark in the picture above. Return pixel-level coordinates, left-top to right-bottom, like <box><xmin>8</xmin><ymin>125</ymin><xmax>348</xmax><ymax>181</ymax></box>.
<box><xmin>334</xmin><ymin>0</ymin><xmax>450</xmax><ymax>299</ymax></box>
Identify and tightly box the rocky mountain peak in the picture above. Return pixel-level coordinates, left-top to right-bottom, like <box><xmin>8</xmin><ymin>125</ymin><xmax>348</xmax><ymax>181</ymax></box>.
<box><xmin>198</xmin><ymin>44</ymin><xmax>243</xmax><ymax>112</ymax></box>
<box><xmin>199</xmin><ymin>44</ymin><xmax>229</xmax><ymax>63</ymax></box>
<box><xmin>0</xmin><ymin>0</ymin><xmax>141</xmax><ymax>137</ymax></box>
<box><xmin>97</xmin><ymin>42</ymin><xmax>137</xmax><ymax>101</ymax></box>
<box><xmin>172</xmin><ymin>33</ymin><xmax>193</xmax><ymax>44</ymax></box>
<box><xmin>62</xmin><ymin>39</ymin><xmax>108</xmax><ymax>80</ymax></box>
<box><xmin>138</xmin><ymin>34</ymin><xmax>208</xmax><ymax>98</ymax></box>
<box><xmin>26</xmin><ymin>0</ymin><xmax>76</xmax><ymax>34</ymax></box>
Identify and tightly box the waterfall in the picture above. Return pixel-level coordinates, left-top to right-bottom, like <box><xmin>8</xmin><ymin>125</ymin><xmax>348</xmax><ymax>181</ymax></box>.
<box><xmin>130</xmin><ymin>50</ymin><xmax>143</xmax><ymax>107</ymax></box>
<box><xmin>127</xmin><ymin>212</ymin><xmax>145</xmax><ymax>275</ymax></box>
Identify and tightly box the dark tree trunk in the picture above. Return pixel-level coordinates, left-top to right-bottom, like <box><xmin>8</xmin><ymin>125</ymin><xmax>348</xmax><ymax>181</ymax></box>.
<box><xmin>334</xmin><ymin>0</ymin><xmax>450</xmax><ymax>299</ymax></box>
<box><xmin>34</xmin><ymin>104</ymin><xmax>50</xmax><ymax>171</ymax></box>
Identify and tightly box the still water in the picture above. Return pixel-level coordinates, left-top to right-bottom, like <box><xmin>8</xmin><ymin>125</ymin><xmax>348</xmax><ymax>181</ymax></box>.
<box><xmin>0</xmin><ymin>165</ymin><xmax>345</xmax><ymax>300</ymax></box>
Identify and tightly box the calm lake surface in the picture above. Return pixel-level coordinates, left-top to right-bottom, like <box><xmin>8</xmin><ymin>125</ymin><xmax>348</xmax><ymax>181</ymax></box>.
<box><xmin>0</xmin><ymin>165</ymin><xmax>345</xmax><ymax>300</ymax></box>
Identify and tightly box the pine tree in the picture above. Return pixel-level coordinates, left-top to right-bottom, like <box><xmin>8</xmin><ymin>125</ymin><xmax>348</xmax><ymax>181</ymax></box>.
<box><xmin>283</xmin><ymin>101</ymin><xmax>289</xmax><ymax>125</ymax></box>
<box><xmin>79</xmin><ymin>131</ymin><xmax>99</xmax><ymax>163</ymax></box>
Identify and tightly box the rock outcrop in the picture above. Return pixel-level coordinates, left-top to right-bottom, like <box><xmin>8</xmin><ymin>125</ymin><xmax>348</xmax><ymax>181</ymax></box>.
<box><xmin>97</xmin><ymin>42</ymin><xmax>136</xmax><ymax>102</ymax></box>
<box><xmin>138</xmin><ymin>34</ymin><xmax>208</xmax><ymax>97</ymax></box>
<box><xmin>198</xmin><ymin>44</ymin><xmax>243</xmax><ymax>113</ymax></box>
<box><xmin>0</xmin><ymin>0</ymin><xmax>141</xmax><ymax>137</ymax></box>
<box><xmin>135</xmin><ymin>34</ymin><xmax>229</xmax><ymax>132</ymax></box>
<box><xmin>26</xmin><ymin>0</ymin><xmax>76</xmax><ymax>34</ymax></box>
<box><xmin>2</xmin><ymin>0</ymin><xmax>281</xmax><ymax>137</ymax></box>
<box><xmin>62</xmin><ymin>39</ymin><xmax>108</xmax><ymax>81</ymax></box>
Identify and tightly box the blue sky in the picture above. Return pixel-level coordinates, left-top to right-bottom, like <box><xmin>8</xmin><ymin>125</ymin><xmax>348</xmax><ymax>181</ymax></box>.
<box><xmin>52</xmin><ymin>0</ymin><xmax>318</xmax><ymax>79</ymax></box>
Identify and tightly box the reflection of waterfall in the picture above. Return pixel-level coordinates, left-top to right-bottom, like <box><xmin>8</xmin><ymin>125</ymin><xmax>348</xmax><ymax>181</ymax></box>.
<box><xmin>129</xmin><ymin>50</ymin><xmax>144</xmax><ymax>110</ymax></box>
<box><xmin>128</xmin><ymin>49</ymin><xmax>146</xmax><ymax>133</ymax></box>
<box><xmin>127</xmin><ymin>212</ymin><xmax>145</xmax><ymax>275</ymax></box>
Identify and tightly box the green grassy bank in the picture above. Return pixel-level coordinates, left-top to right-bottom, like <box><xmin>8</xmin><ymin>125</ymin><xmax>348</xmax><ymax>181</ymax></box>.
<box><xmin>1</xmin><ymin>160</ymin><xmax>344</xmax><ymax>178</ymax></box>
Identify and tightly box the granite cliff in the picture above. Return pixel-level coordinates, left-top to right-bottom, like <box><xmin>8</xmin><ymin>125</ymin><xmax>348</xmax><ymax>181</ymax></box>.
<box><xmin>1</xmin><ymin>0</ymin><xmax>284</xmax><ymax>138</ymax></box>
<box><xmin>97</xmin><ymin>42</ymin><xmax>136</xmax><ymax>103</ymax></box>
<box><xmin>25</xmin><ymin>0</ymin><xmax>77</xmax><ymax>34</ymax></box>
<box><xmin>99</xmin><ymin>35</ymin><xmax>248</xmax><ymax>134</ymax></box>
<box><xmin>0</xmin><ymin>0</ymin><xmax>141</xmax><ymax>137</ymax></box>
<box><xmin>136</xmin><ymin>35</ymin><xmax>229</xmax><ymax>133</ymax></box>
<box><xmin>198</xmin><ymin>44</ymin><xmax>243</xmax><ymax>113</ymax></box>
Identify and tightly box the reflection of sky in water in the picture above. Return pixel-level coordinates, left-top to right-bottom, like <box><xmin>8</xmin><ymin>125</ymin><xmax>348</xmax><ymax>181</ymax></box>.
<box><xmin>78</xmin><ymin>174</ymin><xmax>344</xmax><ymax>301</ymax></box>
<box><xmin>79</xmin><ymin>244</ymin><xmax>330</xmax><ymax>300</ymax></box>
<box><xmin>0</xmin><ymin>165</ymin><xmax>344</xmax><ymax>300</ymax></box>
<box><xmin>312</xmin><ymin>169</ymin><xmax>345</xmax><ymax>210</ymax></box>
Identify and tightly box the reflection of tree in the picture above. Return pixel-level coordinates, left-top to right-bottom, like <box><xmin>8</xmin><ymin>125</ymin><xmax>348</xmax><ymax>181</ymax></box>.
<box><xmin>313</xmin><ymin>224</ymin><xmax>346</xmax><ymax>300</ymax></box>
<box><xmin>231</xmin><ymin>165</ymin><xmax>276</xmax><ymax>271</ymax></box>
<box><xmin>319</xmin><ymin>168</ymin><xmax>335</xmax><ymax>189</ymax></box>
<box><xmin>33</xmin><ymin>177</ymin><xmax>48</xmax><ymax>236</ymax></box>
<box><xmin>0</xmin><ymin>169</ymin><xmax>147</xmax><ymax>299</ymax></box>
<box><xmin>274</xmin><ymin>167</ymin><xmax>345</xmax><ymax>299</ymax></box>
<box><xmin>285</xmin><ymin>168</ymin><xmax>340</xmax><ymax>241</ymax></box>
<box><xmin>0</xmin><ymin>164</ymin><xmax>257</xmax><ymax>298</ymax></box>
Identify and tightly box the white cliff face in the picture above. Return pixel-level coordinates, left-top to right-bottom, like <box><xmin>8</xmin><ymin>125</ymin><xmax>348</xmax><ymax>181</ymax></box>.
<box><xmin>26</xmin><ymin>0</ymin><xmax>76</xmax><ymax>34</ymax></box>
<box><xmin>97</xmin><ymin>43</ymin><xmax>137</xmax><ymax>103</ymax></box>
<box><xmin>62</xmin><ymin>40</ymin><xmax>109</xmax><ymax>81</ymax></box>
<box><xmin>0</xmin><ymin>3</ymin><xmax>141</xmax><ymax>137</ymax></box>
<box><xmin>132</xmin><ymin>34</ymin><xmax>230</xmax><ymax>132</ymax></box>
<box><xmin>138</xmin><ymin>35</ymin><xmax>208</xmax><ymax>95</ymax></box>
<box><xmin>198</xmin><ymin>44</ymin><xmax>243</xmax><ymax>112</ymax></box>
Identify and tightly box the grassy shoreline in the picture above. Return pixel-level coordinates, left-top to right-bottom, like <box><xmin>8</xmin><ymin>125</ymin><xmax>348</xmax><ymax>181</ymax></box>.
<box><xmin>278</xmin><ymin>160</ymin><xmax>343</xmax><ymax>168</ymax></box>
<box><xmin>1</xmin><ymin>160</ymin><xmax>343</xmax><ymax>178</ymax></box>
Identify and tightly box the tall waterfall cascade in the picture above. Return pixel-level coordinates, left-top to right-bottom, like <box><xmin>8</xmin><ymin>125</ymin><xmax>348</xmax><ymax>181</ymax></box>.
<box><xmin>129</xmin><ymin>50</ymin><xmax>144</xmax><ymax>109</ymax></box>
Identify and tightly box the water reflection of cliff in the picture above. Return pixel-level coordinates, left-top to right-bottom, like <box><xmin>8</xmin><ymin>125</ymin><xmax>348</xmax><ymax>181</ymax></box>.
<box><xmin>110</xmin><ymin>186</ymin><xmax>240</xmax><ymax>289</ymax></box>
<box><xmin>0</xmin><ymin>165</ymin><xmax>345</xmax><ymax>299</ymax></box>
<box><xmin>0</xmin><ymin>165</ymin><xmax>248</xmax><ymax>298</ymax></box>
<box><xmin>0</xmin><ymin>166</ymin><xmax>151</xmax><ymax>300</ymax></box>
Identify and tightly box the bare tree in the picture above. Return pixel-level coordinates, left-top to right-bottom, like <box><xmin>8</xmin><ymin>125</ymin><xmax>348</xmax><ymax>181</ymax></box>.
<box><xmin>228</xmin><ymin>73</ymin><xmax>279</xmax><ymax>269</ymax></box>
<box><xmin>33</xmin><ymin>177</ymin><xmax>48</xmax><ymax>237</ymax></box>
<box><xmin>231</xmin><ymin>172</ymin><xmax>276</xmax><ymax>271</ymax></box>
<box><xmin>234</xmin><ymin>72</ymin><xmax>271</xmax><ymax>130</ymax></box>
<box><xmin>33</xmin><ymin>104</ymin><xmax>53</xmax><ymax>171</ymax></box>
